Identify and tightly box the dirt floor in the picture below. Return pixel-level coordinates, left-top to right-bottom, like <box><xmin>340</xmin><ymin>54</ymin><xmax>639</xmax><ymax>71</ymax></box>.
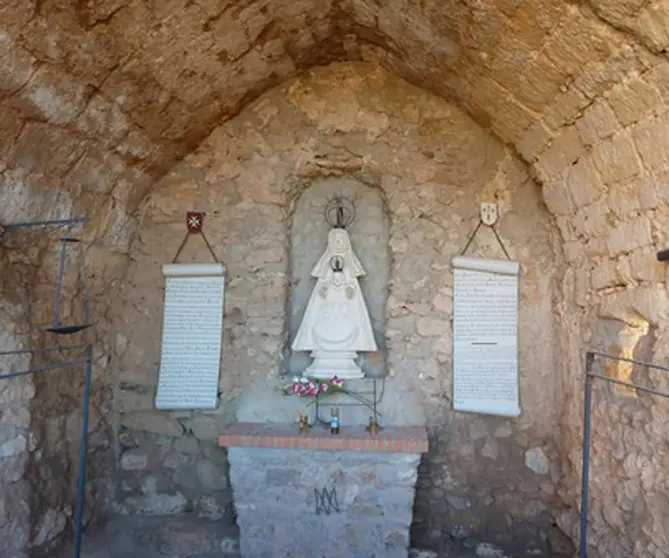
<box><xmin>53</xmin><ymin>514</ymin><xmax>240</xmax><ymax>558</ymax></box>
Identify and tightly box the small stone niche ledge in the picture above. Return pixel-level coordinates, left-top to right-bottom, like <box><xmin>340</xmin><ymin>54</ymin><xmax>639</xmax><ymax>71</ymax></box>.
<box><xmin>218</xmin><ymin>422</ymin><xmax>429</xmax><ymax>453</ymax></box>
<box><xmin>219</xmin><ymin>422</ymin><xmax>429</xmax><ymax>558</ymax></box>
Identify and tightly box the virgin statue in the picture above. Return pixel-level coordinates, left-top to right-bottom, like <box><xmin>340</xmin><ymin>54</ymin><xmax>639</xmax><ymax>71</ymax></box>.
<box><xmin>292</xmin><ymin>227</ymin><xmax>377</xmax><ymax>379</ymax></box>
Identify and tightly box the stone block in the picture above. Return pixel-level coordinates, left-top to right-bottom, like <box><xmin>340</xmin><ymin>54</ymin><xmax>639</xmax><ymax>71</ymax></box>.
<box><xmin>197</xmin><ymin>495</ymin><xmax>226</xmax><ymax>520</ymax></box>
<box><xmin>493</xmin><ymin>423</ymin><xmax>512</xmax><ymax>439</ymax></box>
<box><xmin>524</xmin><ymin>448</ymin><xmax>550</xmax><ymax>475</ymax></box>
<box><xmin>635</xmin><ymin>2</ymin><xmax>669</xmax><ymax>52</ymax></box>
<box><xmin>21</xmin><ymin>64</ymin><xmax>90</xmax><ymax>125</ymax></box>
<box><xmin>0</xmin><ymin>453</ymin><xmax>27</xmax><ymax>483</ymax></box>
<box><xmin>536</xmin><ymin>126</ymin><xmax>584</xmax><ymax>179</ymax></box>
<box><xmin>606</xmin><ymin>216</ymin><xmax>652</xmax><ymax>255</ymax></box>
<box><xmin>0</xmin><ymin>44</ymin><xmax>36</xmax><ymax>93</ymax></box>
<box><xmin>123</xmin><ymin>491</ymin><xmax>188</xmax><ymax>515</ymax></box>
<box><xmin>197</xmin><ymin>459</ymin><xmax>228</xmax><ymax>491</ymax></box>
<box><xmin>476</xmin><ymin>542</ymin><xmax>508</xmax><ymax>557</ymax></box>
<box><xmin>32</xmin><ymin>508</ymin><xmax>66</xmax><ymax>547</ymax></box>
<box><xmin>185</xmin><ymin>415</ymin><xmax>223</xmax><ymax>441</ymax></box>
<box><xmin>591</xmin><ymin>135</ymin><xmax>640</xmax><ymax>188</ymax></box>
<box><xmin>416</xmin><ymin>317</ymin><xmax>449</xmax><ymax>337</ymax></box>
<box><xmin>608</xmin><ymin>78</ymin><xmax>661</xmax><ymax>127</ymax></box>
<box><xmin>163</xmin><ymin>452</ymin><xmax>190</xmax><ymax>469</ymax></box>
<box><xmin>469</xmin><ymin>419</ymin><xmax>488</xmax><ymax>441</ymax></box>
<box><xmin>570</xmin><ymin>200</ymin><xmax>609</xmax><ymax>238</ymax></box>
<box><xmin>541</xmin><ymin>180</ymin><xmax>574</xmax><ymax>216</ymax></box>
<box><xmin>575</xmin><ymin>100</ymin><xmax>619</xmax><ymax>146</ymax></box>
<box><xmin>173</xmin><ymin>436</ymin><xmax>200</xmax><ymax>454</ymax></box>
<box><xmin>633</xmin><ymin>110</ymin><xmax>669</xmax><ymax>171</ymax></box>
<box><xmin>121</xmin><ymin>411</ymin><xmax>184</xmax><ymax>437</ymax></box>
<box><xmin>120</xmin><ymin>448</ymin><xmax>149</xmax><ymax>471</ymax></box>
<box><xmin>0</xmin><ymin>435</ymin><xmax>26</xmax><ymax>459</ymax></box>
<box><xmin>228</xmin><ymin>447</ymin><xmax>421</xmax><ymax>558</ymax></box>
<box><xmin>517</xmin><ymin>120</ymin><xmax>553</xmax><ymax>161</ymax></box>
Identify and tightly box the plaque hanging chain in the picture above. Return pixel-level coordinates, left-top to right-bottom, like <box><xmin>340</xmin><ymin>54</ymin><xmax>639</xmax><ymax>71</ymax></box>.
<box><xmin>459</xmin><ymin>218</ymin><xmax>511</xmax><ymax>260</ymax></box>
<box><xmin>171</xmin><ymin>212</ymin><xmax>220</xmax><ymax>263</ymax></box>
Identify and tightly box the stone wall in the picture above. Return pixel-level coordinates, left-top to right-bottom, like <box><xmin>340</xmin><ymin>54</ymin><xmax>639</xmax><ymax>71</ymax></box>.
<box><xmin>527</xmin><ymin>55</ymin><xmax>669</xmax><ymax>557</ymax></box>
<box><xmin>228</xmin><ymin>447</ymin><xmax>421</xmax><ymax>558</ymax></box>
<box><xmin>115</xmin><ymin>63</ymin><xmax>564</xmax><ymax>553</ymax></box>
<box><xmin>0</xmin><ymin>252</ymin><xmax>32</xmax><ymax>558</ymax></box>
<box><xmin>0</xmin><ymin>221</ymin><xmax>117</xmax><ymax>557</ymax></box>
<box><xmin>4</xmin><ymin>1</ymin><xmax>669</xmax><ymax>555</ymax></box>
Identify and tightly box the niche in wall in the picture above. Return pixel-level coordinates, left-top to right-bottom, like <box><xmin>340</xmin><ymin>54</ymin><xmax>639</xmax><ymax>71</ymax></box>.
<box><xmin>287</xmin><ymin>177</ymin><xmax>390</xmax><ymax>377</ymax></box>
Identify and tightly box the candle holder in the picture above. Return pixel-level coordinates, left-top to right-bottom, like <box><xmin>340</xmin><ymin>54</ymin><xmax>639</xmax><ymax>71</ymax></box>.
<box><xmin>367</xmin><ymin>415</ymin><xmax>379</xmax><ymax>436</ymax></box>
<box><xmin>298</xmin><ymin>411</ymin><xmax>309</xmax><ymax>434</ymax></box>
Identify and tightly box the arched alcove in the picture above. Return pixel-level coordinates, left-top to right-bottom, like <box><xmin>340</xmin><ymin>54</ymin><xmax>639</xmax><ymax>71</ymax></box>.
<box><xmin>287</xmin><ymin>177</ymin><xmax>390</xmax><ymax>378</ymax></box>
<box><xmin>2</xmin><ymin>1</ymin><xmax>669</xmax><ymax>555</ymax></box>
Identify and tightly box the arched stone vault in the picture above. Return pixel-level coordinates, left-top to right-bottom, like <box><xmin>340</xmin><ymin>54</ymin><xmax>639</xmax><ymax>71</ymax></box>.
<box><xmin>2</xmin><ymin>0</ymin><xmax>668</xmax><ymax>213</ymax></box>
<box><xmin>3</xmin><ymin>1</ymin><xmax>669</xmax><ymax>557</ymax></box>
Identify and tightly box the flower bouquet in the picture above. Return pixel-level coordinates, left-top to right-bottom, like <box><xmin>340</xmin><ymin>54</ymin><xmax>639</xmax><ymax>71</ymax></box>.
<box><xmin>278</xmin><ymin>375</ymin><xmax>346</xmax><ymax>403</ymax></box>
<box><xmin>277</xmin><ymin>375</ymin><xmax>374</xmax><ymax>412</ymax></box>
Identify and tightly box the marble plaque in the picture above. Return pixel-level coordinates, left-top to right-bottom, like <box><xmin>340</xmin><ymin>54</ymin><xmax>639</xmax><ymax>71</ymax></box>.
<box><xmin>155</xmin><ymin>263</ymin><xmax>226</xmax><ymax>410</ymax></box>
<box><xmin>452</xmin><ymin>256</ymin><xmax>521</xmax><ymax>417</ymax></box>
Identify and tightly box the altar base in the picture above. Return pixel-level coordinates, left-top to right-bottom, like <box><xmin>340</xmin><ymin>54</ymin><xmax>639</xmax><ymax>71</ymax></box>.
<box><xmin>219</xmin><ymin>423</ymin><xmax>428</xmax><ymax>558</ymax></box>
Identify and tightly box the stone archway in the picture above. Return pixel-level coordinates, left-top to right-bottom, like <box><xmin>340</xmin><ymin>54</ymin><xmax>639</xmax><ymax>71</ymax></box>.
<box><xmin>1</xmin><ymin>1</ymin><xmax>669</xmax><ymax>556</ymax></box>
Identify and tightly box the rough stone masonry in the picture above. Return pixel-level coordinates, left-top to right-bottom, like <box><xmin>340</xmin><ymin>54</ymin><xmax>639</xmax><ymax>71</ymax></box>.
<box><xmin>228</xmin><ymin>447</ymin><xmax>421</xmax><ymax>558</ymax></box>
<box><xmin>117</xmin><ymin>63</ymin><xmax>562</xmax><ymax>557</ymax></box>
<box><xmin>3</xmin><ymin>1</ymin><xmax>669</xmax><ymax>557</ymax></box>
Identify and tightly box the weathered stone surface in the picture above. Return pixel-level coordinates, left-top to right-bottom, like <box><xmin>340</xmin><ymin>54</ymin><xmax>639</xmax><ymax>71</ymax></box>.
<box><xmin>121</xmin><ymin>491</ymin><xmax>188</xmax><ymax>515</ymax></box>
<box><xmin>32</xmin><ymin>508</ymin><xmax>67</xmax><ymax>547</ymax></box>
<box><xmin>3</xmin><ymin>0</ymin><xmax>669</xmax><ymax>554</ymax></box>
<box><xmin>184</xmin><ymin>415</ymin><xmax>222</xmax><ymax>442</ymax></box>
<box><xmin>120</xmin><ymin>449</ymin><xmax>149</xmax><ymax>471</ymax></box>
<box><xmin>524</xmin><ymin>448</ymin><xmax>550</xmax><ymax>476</ymax></box>
<box><xmin>118</xmin><ymin>65</ymin><xmax>560</xmax><ymax>553</ymax></box>
<box><xmin>0</xmin><ymin>435</ymin><xmax>26</xmax><ymax>458</ymax></box>
<box><xmin>120</xmin><ymin>412</ymin><xmax>184</xmax><ymax>437</ymax></box>
<box><xmin>197</xmin><ymin>459</ymin><xmax>228</xmax><ymax>492</ymax></box>
<box><xmin>476</xmin><ymin>542</ymin><xmax>507</xmax><ymax>557</ymax></box>
<box><xmin>52</xmin><ymin>514</ymin><xmax>241</xmax><ymax>558</ymax></box>
<box><xmin>229</xmin><ymin>447</ymin><xmax>421</xmax><ymax>558</ymax></box>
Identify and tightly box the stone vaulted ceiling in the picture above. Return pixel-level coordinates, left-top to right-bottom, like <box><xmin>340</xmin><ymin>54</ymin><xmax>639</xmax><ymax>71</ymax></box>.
<box><xmin>1</xmin><ymin>0</ymin><xmax>668</xmax><ymax>222</ymax></box>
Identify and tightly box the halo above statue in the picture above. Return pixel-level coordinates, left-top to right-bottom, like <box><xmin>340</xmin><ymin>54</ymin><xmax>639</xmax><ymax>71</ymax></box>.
<box><xmin>324</xmin><ymin>197</ymin><xmax>356</xmax><ymax>229</ymax></box>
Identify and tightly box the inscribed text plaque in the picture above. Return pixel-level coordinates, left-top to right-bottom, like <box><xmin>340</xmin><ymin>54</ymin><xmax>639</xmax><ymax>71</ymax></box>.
<box><xmin>452</xmin><ymin>256</ymin><xmax>521</xmax><ymax>417</ymax></box>
<box><xmin>156</xmin><ymin>263</ymin><xmax>226</xmax><ymax>410</ymax></box>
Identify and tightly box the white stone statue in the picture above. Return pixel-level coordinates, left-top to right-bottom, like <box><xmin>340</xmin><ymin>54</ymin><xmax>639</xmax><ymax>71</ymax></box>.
<box><xmin>292</xmin><ymin>228</ymin><xmax>377</xmax><ymax>379</ymax></box>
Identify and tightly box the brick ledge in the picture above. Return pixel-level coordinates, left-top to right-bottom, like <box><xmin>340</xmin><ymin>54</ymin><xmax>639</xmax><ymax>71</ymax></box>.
<box><xmin>218</xmin><ymin>422</ymin><xmax>428</xmax><ymax>453</ymax></box>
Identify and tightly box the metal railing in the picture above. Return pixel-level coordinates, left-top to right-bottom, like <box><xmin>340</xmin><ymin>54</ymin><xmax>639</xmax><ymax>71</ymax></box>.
<box><xmin>0</xmin><ymin>343</ymin><xmax>93</xmax><ymax>558</ymax></box>
<box><xmin>580</xmin><ymin>350</ymin><xmax>669</xmax><ymax>557</ymax></box>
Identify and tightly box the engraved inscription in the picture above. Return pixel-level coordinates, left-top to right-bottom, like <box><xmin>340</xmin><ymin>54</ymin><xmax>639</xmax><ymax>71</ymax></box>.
<box><xmin>314</xmin><ymin>486</ymin><xmax>340</xmax><ymax>516</ymax></box>
<box><xmin>156</xmin><ymin>275</ymin><xmax>225</xmax><ymax>410</ymax></box>
<box><xmin>453</xmin><ymin>266</ymin><xmax>520</xmax><ymax>416</ymax></box>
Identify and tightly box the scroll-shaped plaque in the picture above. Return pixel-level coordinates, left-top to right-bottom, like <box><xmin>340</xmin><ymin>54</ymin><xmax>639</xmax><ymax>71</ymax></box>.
<box><xmin>452</xmin><ymin>256</ymin><xmax>521</xmax><ymax>417</ymax></box>
<box><xmin>155</xmin><ymin>263</ymin><xmax>226</xmax><ymax>410</ymax></box>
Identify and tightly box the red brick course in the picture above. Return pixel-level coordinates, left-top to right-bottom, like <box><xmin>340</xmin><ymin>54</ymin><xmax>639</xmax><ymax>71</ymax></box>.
<box><xmin>218</xmin><ymin>422</ymin><xmax>429</xmax><ymax>453</ymax></box>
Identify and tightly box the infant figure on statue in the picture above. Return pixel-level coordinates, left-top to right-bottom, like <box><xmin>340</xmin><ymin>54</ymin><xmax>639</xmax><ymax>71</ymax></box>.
<box><xmin>292</xmin><ymin>228</ymin><xmax>377</xmax><ymax>379</ymax></box>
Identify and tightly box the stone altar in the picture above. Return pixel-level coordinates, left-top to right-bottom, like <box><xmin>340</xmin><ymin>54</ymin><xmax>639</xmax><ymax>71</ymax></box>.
<box><xmin>292</xmin><ymin>228</ymin><xmax>377</xmax><ymax>380</ymax></box>
<box><xmin>219</xmin><ymin>422</ymin><xmax>428</xmax><ymax>558</ymax></box>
